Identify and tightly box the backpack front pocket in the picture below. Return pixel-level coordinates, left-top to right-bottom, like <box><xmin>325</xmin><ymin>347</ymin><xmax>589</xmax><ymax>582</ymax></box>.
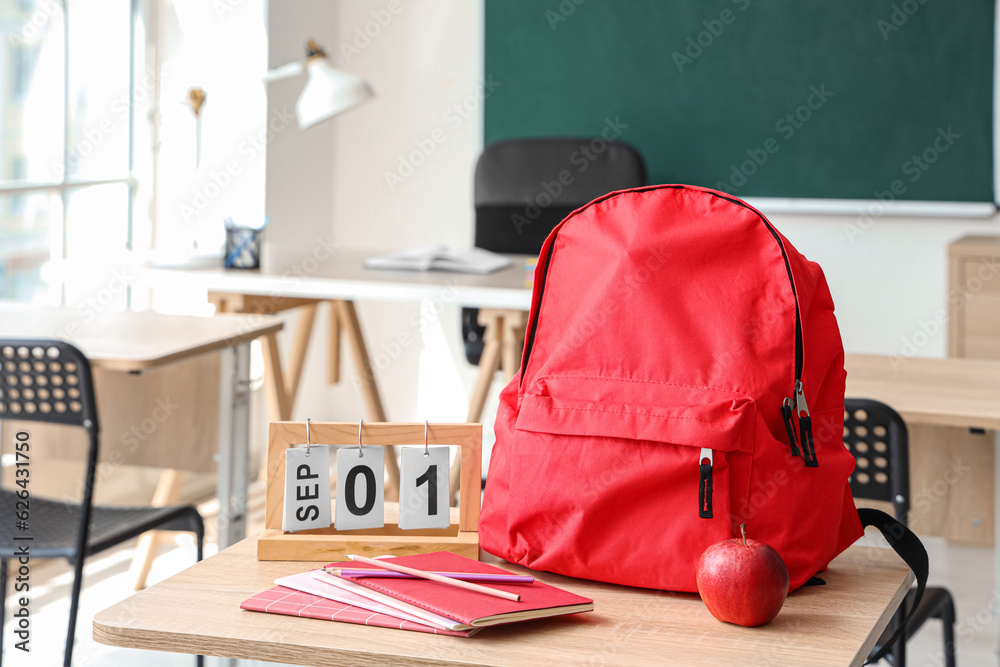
<box><xmin>507</xmin><ymin>376</ymin><xmax>756</xmax><ymax>592</ymax></box>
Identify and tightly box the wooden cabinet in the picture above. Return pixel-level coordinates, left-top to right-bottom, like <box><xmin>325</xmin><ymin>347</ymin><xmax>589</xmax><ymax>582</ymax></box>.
<box><xmin>949</xmin><ymin>235</ymin><xmax>1000</xmax><ymax>358</ymax></box>
<box><xmin>925</xmin><ymin>234</ymin><xmax>1000</xmax><ymax>545</ymax></box>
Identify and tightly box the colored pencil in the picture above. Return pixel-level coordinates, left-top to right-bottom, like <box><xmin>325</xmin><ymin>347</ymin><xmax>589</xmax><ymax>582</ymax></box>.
<box><xmin>345</xmin><ymin>554</ymin><xmax>522</xmax><ymax>602</ymax></box>
<box><xmin>326</xmin><ymin>568</ymin><xmax>534</xmax><ymax>583</ymax></box>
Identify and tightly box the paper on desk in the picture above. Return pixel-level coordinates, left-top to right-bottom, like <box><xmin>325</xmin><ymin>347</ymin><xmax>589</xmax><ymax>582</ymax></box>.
<box><xmin>274</xmin><ymin>571</ymin><xmax>462</xmax><ymax>631</ymax></box>
<box><xmin>364</xmin><ymin>245</ymin><xmax>512</xmax><ymax>274</ymax></box>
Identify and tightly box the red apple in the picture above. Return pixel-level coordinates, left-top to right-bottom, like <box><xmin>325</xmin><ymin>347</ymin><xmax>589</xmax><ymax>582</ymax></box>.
<box><xmin>696</xmin><ymin>525</ymin><xmax>789</xmax><ymax>627</ymax></box>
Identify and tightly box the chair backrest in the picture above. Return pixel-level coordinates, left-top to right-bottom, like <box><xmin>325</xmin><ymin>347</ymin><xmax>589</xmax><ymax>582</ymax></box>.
<box><xmin>0</xmin><ymin>339</ymin><xmax>99</xmax><ymax>435</ymax></box>
<box><xmin>843</xmin><ymin>398</ymin><xmax>910</xmax><ymax>524</ymax></box>
<box><xmin>473</xmin><ymin>137</ymin><xmax>647</xmax><ymax>254</ymax></box>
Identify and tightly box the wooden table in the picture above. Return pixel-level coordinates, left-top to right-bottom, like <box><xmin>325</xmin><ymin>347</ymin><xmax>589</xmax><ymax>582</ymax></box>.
<box><xmin>846</xmin><ymin>353</ymin><xmax>1000</xmax><ymax>430</ymax></box>
<box><xmin>93</xmin><ymin>535</ymin><xmax>912</xmax><ymax>667</ymax></box>
<box><xmin>845</xmin><ymin>352</ymin><xmax>1000</xmax><ymax>542</ymax></box>
<box><xmin>846</xmin><ymin>352</ymin><xmax>1000</xmax><ymax>656</ymax></box>
<box><xmin>140</xmin><ymin>247</ymin><xmax>535</xmax><ymax>501</ymax></box>
<box><xmin>0</xmin><ymin>304</ymin><xmax>282</xmax><ymax>578</ymax></box>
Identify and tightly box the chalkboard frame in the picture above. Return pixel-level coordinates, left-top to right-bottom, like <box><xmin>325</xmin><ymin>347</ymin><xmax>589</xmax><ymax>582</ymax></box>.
<box><xmin>484</xmin><ymin>0</ymin><xmax>999</xmax><ymax>217</ymax></box>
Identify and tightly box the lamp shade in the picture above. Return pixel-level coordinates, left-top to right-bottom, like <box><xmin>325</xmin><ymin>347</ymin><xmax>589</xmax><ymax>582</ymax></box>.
<box><xmin>295</xmin><ymin>58</ymin><xmax>374</xmax><ymax>129</ymax></box>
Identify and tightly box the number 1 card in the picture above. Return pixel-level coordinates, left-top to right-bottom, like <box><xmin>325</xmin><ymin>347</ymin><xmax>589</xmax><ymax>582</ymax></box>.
<box><xmin>398</xmin><ymin>445</ymin><xmax>450</xmax><ymax>530</ymax></box>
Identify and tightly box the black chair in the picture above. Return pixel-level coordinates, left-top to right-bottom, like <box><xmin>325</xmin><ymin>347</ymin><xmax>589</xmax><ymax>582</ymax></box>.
<box><xmin>463</xmin><ymin>137</ymin><xmax>647</xmax><ymax>364</ymax></box>
<box><xmin>0</xmin><ymin>339</ymin><xmax>205</xmax><ymax>667</ymax></box>
<box><xmin>844</xmin><ymin>398</ymin><xmax>957</xmax><ymax>667</ymax></box>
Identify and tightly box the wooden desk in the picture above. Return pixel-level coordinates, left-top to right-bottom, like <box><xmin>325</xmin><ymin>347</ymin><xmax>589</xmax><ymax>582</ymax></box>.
<box><xmin>0</xmin><ymin>304</ymin><xmax>282</xmax><ymax>564</ymax></box>
<box><xmin>845</xmin><ymin>353</ymin><xmax>999</xmax><ymax>541</ymax></box>
<box><xmin>845</xmin><ymin>353</ymin><xmax>1000</xmax><ymax>655</ymax></box>
<box><xmin>846</xmin><ymin>353</ymin><xmax>1000</xmax><ymax>430</ymax></box>
<box><xmin>94</xmin><ymin>535</ymin><xmax>912</xmax><ymax>667</ymax></box>
<box><xmin>140</xmin><ymin>247</ymin><xmax>534</xmax><ymax>502</ymax></box>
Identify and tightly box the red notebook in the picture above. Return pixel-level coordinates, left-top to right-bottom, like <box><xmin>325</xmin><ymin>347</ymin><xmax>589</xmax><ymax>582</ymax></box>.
<box><xmin>326</xmin><ymin>551</ymin><xmax>594</xmax><ymax>627</ymax></box>
<box><xmin>240</xmin><ymin>585</ymin><xmax>475</xmax><ymax>637</ymax></box>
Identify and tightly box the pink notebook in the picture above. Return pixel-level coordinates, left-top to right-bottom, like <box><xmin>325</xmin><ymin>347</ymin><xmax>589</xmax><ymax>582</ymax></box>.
<box><xmin>328</xmin><ymin>551</ymin><xmax>594</xmax><ymax>627</ymax></box>
<box><xmin>240</xmin><ymin>585</ymin><xmax>475</xmax><ymax>637</ymax></box>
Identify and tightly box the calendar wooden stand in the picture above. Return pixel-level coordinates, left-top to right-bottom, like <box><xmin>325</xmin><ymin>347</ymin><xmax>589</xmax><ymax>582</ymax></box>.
<box><xmin>258</xmin><ymin>421</ymin><xmax>481</xmax><ymax>561</ymax></box>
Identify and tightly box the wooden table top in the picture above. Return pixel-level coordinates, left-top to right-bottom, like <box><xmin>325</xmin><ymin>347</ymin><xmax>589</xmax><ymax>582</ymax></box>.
<box><xmin>139</xmin><ymin>246</ymin><xmax>536</xmax><ymax>310</ymax></box>
<box><xmin>845</xmin><ymin>352</ymin><xmax>1000</xmax><ymax>430</ymax></box>
<box><xmin>0</xmin><ymin>303</ymin><xmax>283</xmax><ymax>371</ymax></box>
<box><xmin>93</xmin><ymin>536</ymin><xmax>912</xmax><ymax>667</ymax></box>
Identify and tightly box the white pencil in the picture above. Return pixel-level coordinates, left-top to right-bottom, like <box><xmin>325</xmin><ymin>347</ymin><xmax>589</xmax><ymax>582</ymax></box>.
<box><xmin>345</xmin><ymin>554</ymin><xmax>521</xmax><ymax>602</ymax></box>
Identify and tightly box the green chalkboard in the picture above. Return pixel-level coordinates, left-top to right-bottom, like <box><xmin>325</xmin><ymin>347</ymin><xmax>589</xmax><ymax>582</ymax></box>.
<box><xmin>485</xmin><ymin>0</ymin><xmax>995</xmax><ymax>203</ymax></box>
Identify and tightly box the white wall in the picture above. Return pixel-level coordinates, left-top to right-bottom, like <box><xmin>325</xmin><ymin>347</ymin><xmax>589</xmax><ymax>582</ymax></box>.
<box><xmin>264</xmin><ymin>0</ymin><xmax>999</xmax><ymax>435</ymax></box>
<box><xmin>265</xmin><ymin>0</ymin><xmax>487</xmax><ymax>430</ymax></box>
<box><xmin>773</xmin><ymin>213</ymin><xmax>998</xmax><ymax>359</ymax></box>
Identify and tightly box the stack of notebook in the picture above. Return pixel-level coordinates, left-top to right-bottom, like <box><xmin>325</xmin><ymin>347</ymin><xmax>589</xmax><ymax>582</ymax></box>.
<box><xmin>241</xmin><ymin>551</ymin><xmax>593</xmax><ymax>636</ymax></box>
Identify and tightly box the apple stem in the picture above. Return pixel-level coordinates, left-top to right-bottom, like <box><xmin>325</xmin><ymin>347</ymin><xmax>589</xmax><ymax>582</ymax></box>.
<box><xmin>740</xmin><ymin>523</ymin><xmax>747</xmax><ymax>547</ymax></box>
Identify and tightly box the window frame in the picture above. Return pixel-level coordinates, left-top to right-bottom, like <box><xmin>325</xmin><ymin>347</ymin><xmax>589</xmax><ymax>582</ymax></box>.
<box><xmin>0</xmin><ymin>0</ymin><xmax>151</xmax><ymax>303</ymax></box>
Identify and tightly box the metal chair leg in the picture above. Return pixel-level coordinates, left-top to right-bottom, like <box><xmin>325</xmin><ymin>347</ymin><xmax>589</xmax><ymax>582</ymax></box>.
<box><xmin>890</xmin><ymin>605</ymin><xmax>907</xmax><ymax>667</ymax></box>
<box><xmin>63</xmin><ymin>555</ymin><xmax>87</xmax><ymax>667</ymax></box>
<box><xmin>194</xmin><ymin>515</ymin><xmax>205</xmax><ymax>666</ymax></box>
<box><xmin>1</xmin><ymin>558</ymin><xmax>7</xmax><ymax>660</ymax></box>
<box><xmin>941</xmin><ymin>597</ymin><xmax>957</xmax><ymax>667</ymax></box>
<box><xmin>195</xmin><ymin>521</ymin><xmax>204</xmax><ymax>562</ymax></box>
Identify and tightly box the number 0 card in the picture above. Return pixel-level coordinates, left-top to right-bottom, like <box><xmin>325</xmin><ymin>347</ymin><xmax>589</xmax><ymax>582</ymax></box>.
<box><xmin>335</xmin><ymin>445</ymin><xmax>385</xmax><ymax>530</ymax></box>
<box><xmin>398</xmin><ymin>445</ymin><xmax>450</xmax><ymax>530</ymax></box>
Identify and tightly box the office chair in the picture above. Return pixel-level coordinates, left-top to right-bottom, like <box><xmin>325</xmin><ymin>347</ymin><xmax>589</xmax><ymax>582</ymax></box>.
<box><xmin>844</xmin><ymin>398</ymin><xmax>957</xmax><ymax>667</ymax></box>
<box><xmin>0</xmin><ymin>339</ymin><xmax>205</xmax><ymax>667</ymax></box>
<box><xmin>463</xmin><ymin>137</ymin><xmax>647</xmax><ymax>364</ymax></box>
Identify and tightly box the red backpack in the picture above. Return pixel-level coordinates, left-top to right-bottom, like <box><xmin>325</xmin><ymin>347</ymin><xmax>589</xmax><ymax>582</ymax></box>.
<box><xmin>480</xmin><ymin>186</ymin><xmax>925</xmax><ymax>613</ymax></box>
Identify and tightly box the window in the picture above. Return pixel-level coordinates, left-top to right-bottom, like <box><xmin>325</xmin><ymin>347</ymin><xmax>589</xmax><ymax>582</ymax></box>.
<box><xmin>0</xmin><ymin>0</ymin><xmax>150</xmax><ymax>303</ymax></box>
<box><xmin>6</xmin><ymin>155</ymin><xmax>25</xmax><ymax>214</ymax></box>
<box><xmin>8</xmin><ymin>39</ymin><xmax>38</xmax><ymax>101</ymax></box>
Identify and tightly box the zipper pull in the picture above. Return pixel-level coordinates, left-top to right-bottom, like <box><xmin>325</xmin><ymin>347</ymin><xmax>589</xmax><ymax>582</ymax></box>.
<box><xmin>795</xmin><ymin>380</ymin><xmax>818</xmax><ymax>467</ymax></box>
<box><xmin>781</xmin><ymin>396</ymin><xmax>800</xmax><ymax>457</ymax></box>
<box><xmin>698</xmin><ymin>448</ymin><xmax>713</xmax><ymax>518</ymax></box>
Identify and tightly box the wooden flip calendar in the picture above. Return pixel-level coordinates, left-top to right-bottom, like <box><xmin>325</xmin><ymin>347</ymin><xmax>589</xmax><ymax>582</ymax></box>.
<box><xmin>258</xmin><ymin>421</ymin><xmax>481</xmax><ymax>561</ymax></box>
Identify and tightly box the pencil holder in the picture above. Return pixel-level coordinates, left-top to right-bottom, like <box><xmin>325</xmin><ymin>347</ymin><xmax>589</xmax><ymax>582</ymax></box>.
<box><xmin>224</xmin><ymin>226</ymin><xmax>262</xmax><ymax>270</ymax></box>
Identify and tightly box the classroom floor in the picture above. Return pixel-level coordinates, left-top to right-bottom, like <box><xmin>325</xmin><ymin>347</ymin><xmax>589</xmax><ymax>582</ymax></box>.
<box><xmin>4</xmin><ymin>479</ymin><xmax>996</xmax><ymax>667</ymax></box>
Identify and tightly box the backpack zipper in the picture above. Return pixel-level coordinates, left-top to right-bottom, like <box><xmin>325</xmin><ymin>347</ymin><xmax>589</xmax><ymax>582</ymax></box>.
<box><xmin>519</xmin><ymin>236</ymin><xmax>556</xmax><ymax>386</ymax></box>
<box><xmin>517</xmin><ymin>186</ymin><xmax>811</xmax><ymax>461</ymax></box>
<box><xmin>699</xmin><ymin>448</ymin><xmax>714</xmax><ymax>518</ymax></box>
<box><xmin>711</xmin><ymin>194</ymin><xmax>815</xmax><ymax>466</ymax></box>
<box><xmin>794</xmin><ymin>379</ymin><xmax>818</xmax><ymax>466</ymax></box>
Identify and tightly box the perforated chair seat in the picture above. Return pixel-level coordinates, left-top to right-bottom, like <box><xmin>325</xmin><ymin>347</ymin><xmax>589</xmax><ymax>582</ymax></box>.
<box><xmin>0</xmin><ymin>490</ymin><xmax>204</xmax><ymax>561</ymax></box>
<box><xmin>845</xmin><ymin>398</ymin><xmax>957</xmax><ymax>667</ymax></box>
<box><xmin>0</xmin><ymin>339</ymin><xmax>204</xmax><ymax>666</ymax></box>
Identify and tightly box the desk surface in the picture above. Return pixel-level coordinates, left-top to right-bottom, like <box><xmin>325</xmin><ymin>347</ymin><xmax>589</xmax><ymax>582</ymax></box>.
<box><xmin>139</xmin><ymin>247</ymin><xmax>536</xmax><ymax>310</ymax></box>
<box><xmin>845</xmin><ymin>352</ymin><xmax>1000</xmax><ymax>430</ymax></box>
<box><xmin>0</xmin><ymin>304</ymin><xmax>283</xmax><ymax>371</ymax></box>
<box><xmin>94</xmin><ymin>536</ymin><xmax>912</xmax><ymax>667</ymax></box>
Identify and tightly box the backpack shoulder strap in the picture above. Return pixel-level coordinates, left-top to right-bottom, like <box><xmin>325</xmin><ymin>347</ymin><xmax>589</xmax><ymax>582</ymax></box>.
<box><xmin>858</xmin><ymin>508</ymin><xmax>929</xmax><ymax>665</ymax></box>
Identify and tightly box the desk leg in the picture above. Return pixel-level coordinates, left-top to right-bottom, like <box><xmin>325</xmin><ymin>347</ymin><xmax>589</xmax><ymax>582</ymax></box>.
<box><xmin>217</xmin><ymin>343</ymin><xmax>252</xmax><ymax>549</ymax></box>
<box><xmin>336</xmin><ymin>300</ymin><xmax>401</xmax><ymax>501</ymax></box>
<box><xmin>328</xmin><ymin>300</ymin><xmax>341</xmax><ymax>384</ymax></box>
<box><xmin>450</xmin><ymin>312</ymin><xmax>503</xmax><ymax>505</ymax></box>
<box><xmin>260</xmin><ymin>333</ymin><xmax>291</xmax><ymax>421</ymax></box>
<box><xmin>995</xmin><ymin>429</ymin><xmax>1000</xmax><ymax>658</ymax></box>
<box><xmin>284</xmin><ymin>302</ymin><xmax>318</xmax><ymax>410</ymax></box>
<box><xmin>128</xmin><ymin>470</ymin><xmax>185</xmax><ymax>590</ymax></box>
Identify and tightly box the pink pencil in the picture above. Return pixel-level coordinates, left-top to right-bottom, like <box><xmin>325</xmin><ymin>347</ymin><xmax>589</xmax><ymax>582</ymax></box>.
<box><xmin>327</xmin><ymin>568</ymin><xmax>534</xmax><ymax>583</ymax></box>
<box><xmin>345</xmin><ymin>553</ymin><xmax>521</xmax><ymax>602</ymax></box>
